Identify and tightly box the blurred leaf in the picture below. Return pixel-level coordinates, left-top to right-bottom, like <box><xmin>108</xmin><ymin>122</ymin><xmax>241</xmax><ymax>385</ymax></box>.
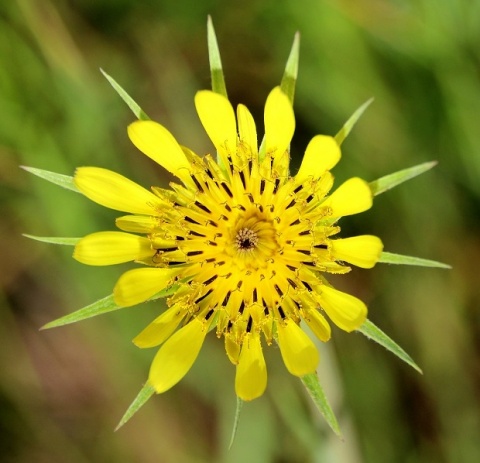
<box><xmin>23</xmin><ymin>234</ymin><xmax>80</xmax><ymax>245</ymax></box>
<box><xmin>207</xmin><ymin>16</ymin><xmax>227</xmax><ymax>98</ymax></box>
<box><xmin>21</xmin><ymin>166</ymin><xmax>79</xmax><ymax>192</ymax></box>
<box><xmin>335</xmin><ymin>98</ymin><xmax>373</xmax><ymax>146</ymax></box>
<box><xmin>41</xmin><ymin>285</ymin><xmax>181</xmax><ymax>329</ymax></box>
<box><xmin>100</xmin><ymin>68</ymin><xmax>150</xmax><ymax>120</ymax></box>
<box><xmin>379</xmin><ymin>252</ymin><xmax>451</xmax><ymax>269</ymax></box>
<box><xmin>228</xmin><ymin>397</ymin><xmax>244</xmax><ymax>449</ymax></box>
<box><xmin>280</xmin><ymin>32</ymin><xmax>300</xmax><ymax>104</ymax></box>
<box><xmin>369</xmin><ymin>161</ymin><xmax>437</xmax><ymax>196</ymax></box>
<box><xmin>358</xmin><ymin>320</ymin><xmax>422</xmax><ymax>373</ymax></box>
<box><xmin>116</xmin><ymin>382</ymin><xmax>155</xmax><ymax>431</ymax></box>
<box><xmin>301</xmin><ymin>373</ymin><xmax>341</xmax><ymax>436</ymax></box>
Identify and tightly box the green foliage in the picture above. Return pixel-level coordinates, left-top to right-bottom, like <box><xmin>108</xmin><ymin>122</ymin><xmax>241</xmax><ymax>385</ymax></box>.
<box><xmin>301</xmin><ymin>373</ymin><xmax>341</xmax><ymax>436</ymax></box>
<box><xmin>335</xmin><ymin>98</ymin><xmax>373</xmax><ymax>146</ymax></box>
<box><xmin>207</xmin><ymin>16</ymin><xmax>228</xmax><ymax>98</ymax></box>
<box><xmin>116</xmin><ymin>383</ymin><xmax>156</xmax><ymax>430</ymax></box>
<box><xmin>21</xmin><ymin>166</ymin><xmax>79</xmax><ymax>193</ymax></box>
<box><xmin>379</xmin><ymin>251</ymin><xmax>451</xmax><ymax>269</ymax></box>
<box><xmin>369</xmin><ymin>161</ymin><xmax>438</xmax><ymax>196</ymax></box>
<box><xmin>23</xmin><ymin>235</ymin><xmax>80</xmax><ymax>246</ymax></box>
<box><xmin>100</xmin><ymin>69</ymin><xmax>150</xmax><ymax>120</ymax></box>
<box><xmin>358</xmin><ymin>320</ymin><xmax>422</xmax><ymax>373</ymax></box>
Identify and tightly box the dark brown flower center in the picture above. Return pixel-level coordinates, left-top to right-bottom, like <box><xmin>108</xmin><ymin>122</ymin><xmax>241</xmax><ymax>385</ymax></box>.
<box><xmin>235</xmin><ymin>227</ymin><xmax>259</xmax><ymax>251</ymax></box>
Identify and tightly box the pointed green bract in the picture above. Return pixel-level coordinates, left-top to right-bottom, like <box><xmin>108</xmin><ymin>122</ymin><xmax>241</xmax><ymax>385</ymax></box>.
<box><xmin>207</xmin><ymin>16</ymin><xmax>227</xmax><ymax>98</ymax></box>
<box><xmin>301</xmin><ymin>373</ymin><xmax>341</xmax><ymax>436</ymax></box>
<box><xmin>228</xmin><ymin>397</ymin><xmax>243</xmax><ymax>449</ymax></box>
<box><xmin>42</xmin><ymin>285</ymin><xmax>181</xmax><ymax>329</ymax></box>
<box><xmin>280</xmin><ymin>32</ymin><xmax>300</xmax><ymax>104</ymax></box>
<box><xmin>116</xmin><ymin>382</ymin><xmax>155</xmax><ymax>431</ymax></box>
<box><xmin>335</xmin><ymin>98</ymin><xmax>373</xmax><ymax>146</ymax></box>
<box><xmin>369</xmin><ymin>161</ymin><xmax>437</xmax><ymax>196</ymax></box>
<box><xmin>358</xmin><ymin>320</ymin><xmax>422</xmax><ymax>373</ymax></box>
<box><xmin>21</xmin><ymin>166</ymin><xmax>79</xmax><ymax>192</ymax></box>
<box><xmin>41</xmin><ymin>294</ymin><xmax>121</xmax><ymax>329</ymax></box>
<box><xmin>23</xmin><ymin>234</ymin><xmax>80</xmax><ymax>246</ymax></box>
<box><xmin>100</xmin><ymin>68</ymin><xmax>150</xmax><ymax>120</ymax></box>
<box><xmin>379</xmin><ymin>251</ymin><xmax>451</xmax><ymax>269</ymax></box>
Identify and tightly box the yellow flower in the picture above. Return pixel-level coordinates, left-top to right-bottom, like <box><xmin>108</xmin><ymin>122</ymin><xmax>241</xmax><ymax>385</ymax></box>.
<box><xmin>73</xmin><ymin>85</ymin><xmax>383</xmax><ymax>401</ymax></box>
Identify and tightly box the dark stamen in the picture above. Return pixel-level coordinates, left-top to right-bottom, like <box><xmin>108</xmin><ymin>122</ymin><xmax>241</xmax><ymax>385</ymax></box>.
<box><xmin>195</xmin><ymin>289</ymin><xmax>213</xmax><ymax>304</ymax></box>
<box><xmin>246</xmin><ymin>316</ymin><xmax>253</xmax><ymax>332</ymax></box>
<box><xmin>274</xmin><ymin>284</ymin><xmax>283</xmax><ymax>297</ymax></box>
<box><xmin>187</xmin><ymin>250</ymin><xmax>203</xmax><ymax>256</ymax></box>
<box><xmin>195</xmin><ymin>201</ymin><xmax>211</xmax><ymax>213</ymax></box>
<box><xmin>204</xmin><ymin>275</ymin><xmax>218</xmax><ymax>286</ymax></box>
<box><xmin>221</xmin><ymin>182</ymin><xmax>233</xmax><ymax>198</ymax></box>
<box><xmin>185</xmin><ymin>216</ymin><xmax>200</xmax><ymax>225</ymax></box>
<box><xmin>191</xmin><ymin>175</ymin><xmax>204</xmax><ymax>192</ymax></box>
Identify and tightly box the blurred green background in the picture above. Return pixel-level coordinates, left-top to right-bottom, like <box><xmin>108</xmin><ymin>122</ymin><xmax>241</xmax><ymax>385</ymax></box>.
<box><xmin>1</xmin><ymin>0</ymin><xmax>479</xmax><ymax>462</ymax></box>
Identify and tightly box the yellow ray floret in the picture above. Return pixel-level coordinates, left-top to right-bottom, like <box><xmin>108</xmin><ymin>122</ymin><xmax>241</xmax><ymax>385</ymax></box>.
<box><xmin>237</xmin><ymin>104</ymin><xmax>258</xmax><ymax>155</ymax></box>
<box><xmin>128</xmin><ymin>120</ymin><xmax>192</xmax><ymax>183</ymax></box>
<box><xmin>264</xmin><ymin>86</ymin><xmax>295</xmax><ymax>159</ymax></box>
<box><xmin>277</xmin><ymin>319</ymin><xmax>320</xmax><ymax>376</ymax></box>
<box><xmin>331</xmin><ymin>235</ymin><xmax>383</xmax><ymax>269</ymax></box>
<box><xmin>296</xmin><ymin>135</ymin><xmax>341</xmax><ymax>183</ymax></box>
<box><xmin>74</xmin><ymin>231</ymin><xmax>152</xmax><ymax>266</ymax></box>
<box><xmin>195</xmin><ymin>90</ymin><xmax>237</xmax><ymax>164</ymax></box>
<box><xmin>318</xmin><ymin>286</ymin><xmax>367</xmax><ymax>332</ymax></box>
<box><xmin>235</xmin><ymin>332</ymin><xmax>267</xmax><ymax>401</ymax></box>
<box><xmin>114</xmin><ymin>267</ymin><xmax>183</xmax><ymax>307</ymax></box>
<box><xmin>149</xmin><ymin>318</ymin><xmax>208</xmax><ymax>393</ymax></box>
<box><xmin>75</xmin><ymin>167</ymin><xmax>164</xmax><ymax>215</ymax></box>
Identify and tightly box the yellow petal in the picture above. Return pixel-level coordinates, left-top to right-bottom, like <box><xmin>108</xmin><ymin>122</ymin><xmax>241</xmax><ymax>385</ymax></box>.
<box><xmin>149</xmin><ymin>319</ymin><xmax>207</xmax><ymax>393</ymax></box>
<box><xmin>277</xmin><ymin>319</ymin><xmax>319</xmax><ymax>376</ymax></box>
<box><xmin>322</xmin><ymin>177</ymin><xmax>372</xmax><ymax>218</ymax></box>
<box><xmin>225</xmin><ymin>334</ymin><xmax>241</xmax><ymax>364</ymax></box>
<box><xmin>195</xmin><ymin>90</ymin><xmax>237</xmax><ymax>161</ymax></box>
<box><xmin>264</xmin><ymin>87</ymin><xmax>295</xmax><ymax>157</ymax></box>
<box><xmin>235</xmin><ymin>332</ymin><xmax>267</xmax><ymax>401</ymax></box>
<box><xmin>331</xmin><ymin>235</ymin><xmax>383</xmax><ymax>268</ymax></box>
<box><xmin>74</xmin><ymin>231</ymin><xmax>152</xmax><ymax>266</ymax></box>
<box><xmin>75</xmin><ymin>167</ymin><xmax>162</xmax><ymax>215</ymax></box>
<box><xmin>319</xmin><ymin>285</ymin><xmax>367</xmax><ymax>332</ymax></box>
<box><xmin>115</xmin><ymin>215</ymin><xmax>159</xmax><ymax>233</ymax></box>
<box><xmin>127</xmin><ymin>120</ymin><xmax>191</xmax><ymax>181</ymax></box>
<box><xmin>296</xmin><ymin>135</ymin><xmax>341</xmax><ymax>184</ymax></box>
<box><xmin>133</xmin><ymin>305</ymin><xmax>187</xmax><ymax>348</ymax></box>
<box><xmin>113</xmin><ymin>267</ymin><xmax>182</xmax><ymax>307</ymax></box>
<box><xmin>303</xmin><ymin>310</ymin><xmax>331</xmax><ymax>342</ymax></box>
<box><xmin>237</xmin><ymin>104</ymin><xmax>258</xmax><ymax>155</ymax></box>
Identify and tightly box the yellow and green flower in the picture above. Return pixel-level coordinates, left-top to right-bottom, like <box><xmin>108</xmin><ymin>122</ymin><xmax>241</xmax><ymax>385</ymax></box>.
<box><xmin>24</xmin><ymin>19</ymin><xmax>448</xmax><ymax>434</ymax></box>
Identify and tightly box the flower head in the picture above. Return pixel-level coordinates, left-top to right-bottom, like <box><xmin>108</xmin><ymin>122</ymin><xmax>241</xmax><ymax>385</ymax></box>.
<box><xmin>73</xmin><ymin>85</ymin><xmax>383</xmax><ymax>401</ymax></box>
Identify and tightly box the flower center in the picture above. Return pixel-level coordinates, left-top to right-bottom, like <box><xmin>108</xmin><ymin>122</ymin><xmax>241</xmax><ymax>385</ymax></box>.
<box><xmin>235</xmin><ymin>228</ymin><xmax>258</xmax><ymax>251</ymax></box>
